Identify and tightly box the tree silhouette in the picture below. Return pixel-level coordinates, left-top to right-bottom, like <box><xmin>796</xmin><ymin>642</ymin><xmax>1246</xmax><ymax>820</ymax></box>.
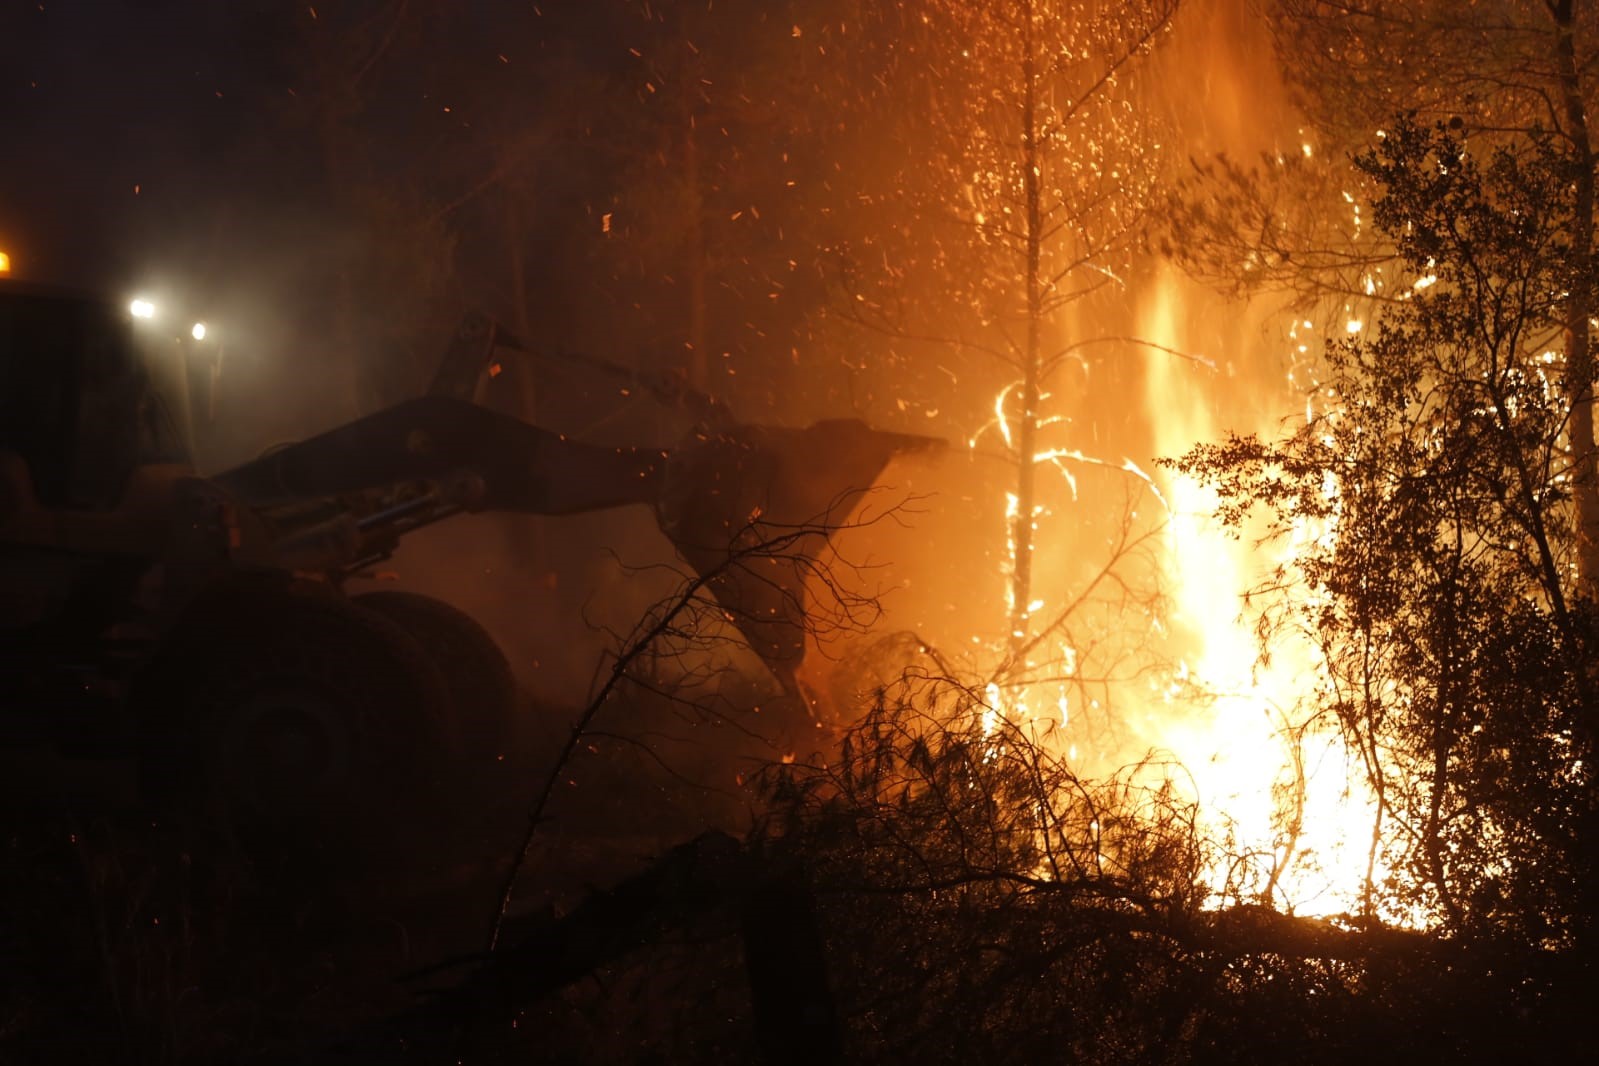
<box><xmin>1170</xmin><ymin>0</ymin><xmax>1599</xmax><ymax>593</ymax></box>
<box><xmin>1173</xmin><ymin>120</ymin><xmax>1599</xmax><ymax>942</ymax></box>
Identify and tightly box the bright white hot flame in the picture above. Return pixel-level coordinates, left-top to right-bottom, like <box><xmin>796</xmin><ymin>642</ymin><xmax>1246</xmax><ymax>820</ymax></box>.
<box><xmin>1136</xmin><ymin>264</ymin><xmax>1385</xmax><ymax>917</ymax></box>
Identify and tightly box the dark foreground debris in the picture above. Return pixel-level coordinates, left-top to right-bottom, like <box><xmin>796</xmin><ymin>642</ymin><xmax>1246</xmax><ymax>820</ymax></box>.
<box><xmin>304</xmin><ymin>827</ymin><xmax>1593</xmax><ymax>1066</ymax></box>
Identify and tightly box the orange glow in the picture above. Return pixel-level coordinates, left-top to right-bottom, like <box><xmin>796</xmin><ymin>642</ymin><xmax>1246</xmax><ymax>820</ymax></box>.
<box><xmin>0</xmin><ymin>251</ymin><xmax>10</xmax><ymax>273</ymax></box>
<box><xmin>792</xmin><ymin>0</ymin><xmax>1414</xmax><ymax>925</ymax></box>
<box><xmin>944</xmin><ymin>266</ymin><xmax>1394</xmax><ymax>920</ymax></box>
<box><xmin>1142</xmin><ymin>266</ymin><xmax>1381</xmax><ymax>916</ymax></box>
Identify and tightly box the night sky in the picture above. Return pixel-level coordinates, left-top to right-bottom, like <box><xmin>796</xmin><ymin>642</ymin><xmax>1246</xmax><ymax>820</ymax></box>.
<box><xmin>0</xmin><ymin>2</ymin><xmax>649</xmax><ymax>455</ymax></box>
<box><xmin>0</xmin><ymin>2</ymin><xmax>297</xmax><ymax>287</ymax></box>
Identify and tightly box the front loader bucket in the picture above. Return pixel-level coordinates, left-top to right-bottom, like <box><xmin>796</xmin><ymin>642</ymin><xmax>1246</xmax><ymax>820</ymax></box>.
<box><xmin>655</xmin><ymin>419</ymin><xmax>943</xmax><ymax>691</ymax></box>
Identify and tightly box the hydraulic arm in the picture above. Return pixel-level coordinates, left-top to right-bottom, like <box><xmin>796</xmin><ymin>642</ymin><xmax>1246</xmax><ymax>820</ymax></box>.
<box><xmin>209</xmin><ymin>315</ymin><xmax>944</xmax><ymax>686</ymax></box>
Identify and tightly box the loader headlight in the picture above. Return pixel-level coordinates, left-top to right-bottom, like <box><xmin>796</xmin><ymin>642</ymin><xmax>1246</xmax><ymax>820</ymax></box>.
<box><xmin>130</xmin><ymin>298</ymin><xmax>156</xmax><ymax>320</ymax></box>
<box><xmin>191</xmin><ymin>322</ymin><xmax>207</xmax><ymax>341</ymax></box>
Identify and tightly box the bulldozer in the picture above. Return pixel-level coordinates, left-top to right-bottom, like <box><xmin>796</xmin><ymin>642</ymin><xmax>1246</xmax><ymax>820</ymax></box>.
<box><xmin>0</xmin><ymin>278</ymin><xmax>941</xmax><ymax>860</ymax></box>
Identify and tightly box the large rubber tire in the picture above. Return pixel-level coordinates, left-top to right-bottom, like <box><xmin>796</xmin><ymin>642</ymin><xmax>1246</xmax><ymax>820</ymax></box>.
<box><xmin>352</xmin><ymin>589</ymin><xmax>518</xmax><ymax>767</ymax></box>
<box><xmin>134</xmin><ymin>584</ymin><xmax>456</xmax><ymax>870</ymax></box>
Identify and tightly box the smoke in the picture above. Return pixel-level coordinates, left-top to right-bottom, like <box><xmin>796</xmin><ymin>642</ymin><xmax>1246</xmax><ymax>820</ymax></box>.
<box><xmin>785</xmin><ymin>1</ymin><xmax>1395</xmax><ymax>912</ymax></box>
<box><xmin>8</xmin><ymin>2</ymin><xmax>1378</xmax><ymax>888</ymax></box>
<box><xmin>810</xmin><ymin>0</ymin><xmax>1304</xmax><ymax>674</ymax></box>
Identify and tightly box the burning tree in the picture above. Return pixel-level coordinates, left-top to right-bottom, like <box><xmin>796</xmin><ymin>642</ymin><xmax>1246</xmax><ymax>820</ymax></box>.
<box><xmin>1274</xmin><ymin>0</ymin><xmax>1599</xmax><ymax>599</ymax></box>
<box><xmin>830</xmin><ymin>0</ymin><xmax>1179</xmax><ymax>679</ymax></box>
<box><xmin>1148</xmin><ymin>0</ymin><xmax>1599</xmax><ymax>924</ymax></box>
<box><xmin>415</xmin><ymin>657</ymin><xmax>1565</xmax><ymax>1065</ymax></box>
<box><xmin>1171</xmin><ymin>0</ymin><xmax>1599</xmax><ymax>596</ymax></box>
<box><xmin>1174</xmin><ymin>120</ymin><xmax>1599</xmax><ymax>943</ymax></box>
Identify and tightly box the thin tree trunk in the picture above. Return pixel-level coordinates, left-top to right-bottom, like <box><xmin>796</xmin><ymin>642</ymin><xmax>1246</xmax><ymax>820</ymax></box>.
<box><xmin>1423</xmin><ymin>559</ymin><xmax>1466</xmax><ymax>932</ymax></box>
<box><xmin>1010</xmin><ymin>3</ymin><xmax>1043</xmax><ymax>659</ymax></box>
<box><xmin>1555</xmin><ymin>0</ymin><xmax>1599</xmax><ymax>602</ymax></box>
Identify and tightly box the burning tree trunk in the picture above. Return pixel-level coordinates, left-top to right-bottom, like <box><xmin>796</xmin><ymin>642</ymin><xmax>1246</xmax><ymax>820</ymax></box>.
<box><xmin>1010</xmin><ymin>18</ymin><xmax>1045</xmax><ymax>654</ymax></box>
<box><xmin>989</xmin><ymin>0</ymin><xmax>1179</xmax><ymax>667</ymax></box>
<box><xmin>832</xmin><ymin>0</ymin><xmax>1178</xmax><ymax>675</ymax></box>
